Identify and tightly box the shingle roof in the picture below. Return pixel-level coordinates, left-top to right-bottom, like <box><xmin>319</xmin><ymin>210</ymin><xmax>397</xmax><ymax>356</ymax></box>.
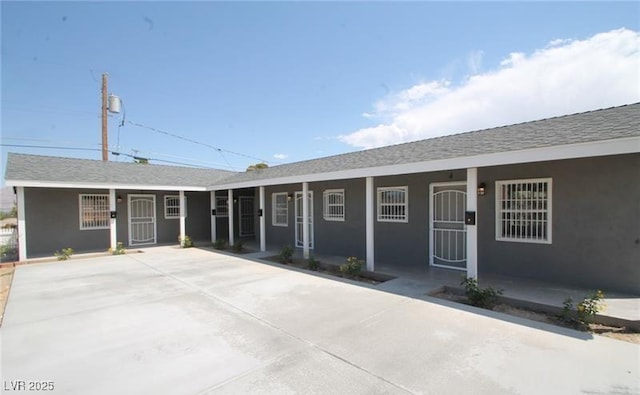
<box><xmin>5</xmin><ymin>103</ymin><xmax>639</xmax><ymax>189</ymax></box>
<box><xmin>217</xmin><ymin>103</ymin><xmax>640</xmax><ymax>185</ymax></box>
<box><xmin>4</xmin><ymin>153</ymin><xmax>234</xmax><ymax>188</ymax></box>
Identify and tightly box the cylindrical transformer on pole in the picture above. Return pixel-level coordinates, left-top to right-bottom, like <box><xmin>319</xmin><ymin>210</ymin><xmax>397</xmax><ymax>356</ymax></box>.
<box><xmin>108</xmin><ymin>94</ymin><xmax>121</xmax><ymax>114</ymax></box>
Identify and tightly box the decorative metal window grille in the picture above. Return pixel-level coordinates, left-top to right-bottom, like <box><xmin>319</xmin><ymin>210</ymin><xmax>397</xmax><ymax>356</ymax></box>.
<box><xmin>164</xmin><ymin>196</ymin><xmax>186</xmax><ymax>219</ymax></box>
<box><xmin>323</xmin><ymin>189</ymin><xmax>345</xmax><ymax>221</ymax></box>
<box><xmin>79</xmin><ymin>194</ymin><xmax>110</xmax><ymax>230</ymax></box>
<box><xmin>272</xmin><ymin>192</ymin><xmax>288</xmax><ymax>226</ymax></box>
<box><xmin>496</xmin><ymin>178</ymin><xmax>552</xmax><ymax>243</ymax></box>
<box><xmin>377</xmin><ymin>186</ymin><xmax>408</xmax><ymax>222</ymax></box>
<box><xmin>215</xmin><ymin>196</ymin><xmax>229</xmax><ymax>217</ymax></box>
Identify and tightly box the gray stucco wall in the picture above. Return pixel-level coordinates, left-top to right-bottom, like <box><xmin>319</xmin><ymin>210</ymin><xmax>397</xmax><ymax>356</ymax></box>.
<box><xmin>374</xmin><ymin>170</ymin><xmax>467</xmax><ymax>269</ymax></box>
<box><xmin>115</xmin><ymin>190</ymin><xmax>210</xmax><ymax>246</ymax></box>
<box><xmin>24</xmin><ymin>189</ymin><xmax>212</xmax><ymax>257</ymax></box>
<box><xmin>478</xmin><ymin>154</ymin><xmax>640</xmax><ymax>294</ymax></box>
<box><xmin>259</xmin><ymin>155</ymin><xmax>638</xmax><ymax>293</ymax></box>
<box><xmin>264</xmin><ymin>180</ymin><xmax>367</xmax><ymax>257</ymax></box>
<box><xmin>264</xmin><ymin>184</ymin><xmax>296</xmax><ymax>250</ymax></box>
<box><xmin>185</xmin><ymin>192</ymin><xmax>212</xmax><ymax>242</ymax></box>
<box><xmin>309</xmin><ymin>179</ymin><xmax>367</xmax><ymax>258</ymax></box>
<box><xmin>24</xmin><ymin>188</ymin><xmax>111</xmax><ymax>257</ymax></box>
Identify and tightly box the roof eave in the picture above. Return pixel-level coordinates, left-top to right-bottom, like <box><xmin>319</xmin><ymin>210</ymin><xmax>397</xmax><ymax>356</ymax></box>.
<box><xmin>207</xmin><ymin>136</ymin><xmax>640</xmax><ymax>190</ymax></box>
<box><xmin>4</xmin><ymin>180</ymin><xmax>208</xmax><ymax>191</ymax></box>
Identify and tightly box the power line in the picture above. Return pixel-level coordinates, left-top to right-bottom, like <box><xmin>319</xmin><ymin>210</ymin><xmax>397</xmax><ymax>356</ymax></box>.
<box><xmin>2</xmin><ymin>137</ymin><xmax>234</xmax><ymax>168</ymax></box>
<box><xmin>126</xmin><ymin>120</ymin><xmax>269</xmax><ymax>165</ymax></box>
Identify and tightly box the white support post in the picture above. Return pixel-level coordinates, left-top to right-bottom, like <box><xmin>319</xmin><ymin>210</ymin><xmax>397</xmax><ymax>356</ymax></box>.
<box><xmin>210</xmin><ymin>191</ymin><xmax>217</xmax><ymax>243</ymax></box>
<box><xmin>109</xmin><ymin>189</ymin><xmax>117</xmax><ymax>251</ymax></box>
<box><xmin>365</xmin><ymin>177</ymin><xmax>375</xmax><ymax>272</ymax></box>
<box><xmin>302</xmin><ymin>182</ymin><xmax>309</xmax><ymax>259</ymax></box>
<box><xmin>466</xmin><ymin>168</ymin><xmax>478</xmax><ymax>280</ymax></box>
<box><xmin>228</xmin><ymin>189</ymin><xmax>235</xmax><ymax>247</ymax></box>
<box><xmin>16</xmin><ymin>187</ymin><xmax>27</xmax><ymax>261</ymax></box>
<box><xmin>259</xmin><ymin>186</ymin><xmax>266</xmax><ymax>252</ymax></box>
<box><xmin>179</xmin><ymin>190</ymin><xmax>186</xmax><ymax>246</ymax></box>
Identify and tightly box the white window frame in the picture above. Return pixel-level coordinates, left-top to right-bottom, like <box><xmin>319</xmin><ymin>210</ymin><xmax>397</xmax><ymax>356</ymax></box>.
<box><xmin>272</xmin><ymin>192</ymin><xmax>288</xmax><ymax>227</ymax></box>
<box><xmin>495</xmin><ymin>178</ymin><xmax>552</xmax><ymax>244</ymax></box>
<box><xmin>215</xmin><ymin>196</ymin><xmax>229</xmax><ymax>217</ymax></box>
<box><xmin>164</xmin><ymin>195</ymin><xmax>187</xmax><ymax>219</ymax></box>
<box><xmin>377</xmin><ymin>186</ymin><xmax>408</xmax><ymax>223</ymax></box>
<box><xmin>79</xmin><ymin>194</ymin><xmax>110</xmax><ymax>230</ymax></box>
<box><xmin>323</xmin><ymin>189</ymin><xmax>345</xmax><ymax>222</ymax></box>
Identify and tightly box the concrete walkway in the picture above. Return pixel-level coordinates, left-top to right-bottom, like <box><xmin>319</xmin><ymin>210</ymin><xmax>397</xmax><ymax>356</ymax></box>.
<box><xmin>2</xmin><ymin>247</ymin><xmax>638</xmax><ymax>394</ymax></box>
<box><xmin>249</xmin><ymin>247</ymin><xmax>639</xmax><ymax>323</ymax></box>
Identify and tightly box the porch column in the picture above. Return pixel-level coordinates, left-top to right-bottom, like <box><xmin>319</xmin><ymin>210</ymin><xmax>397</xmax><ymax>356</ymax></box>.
<box><xmin>228</xmin><ymin>189</ymin><xmax>235</xmax><ymax>246</ymax></box>
<box><xmin>210</xmin><ymin>191</ymin><xmax>217</xmax><ymax>242</ymax></box>
<box><xmin>259</xmin><ymin>186</ymin><xmax>266</xmax><ymax>252</ymax></box>
<box><xmin>302</xmin><ymin>182</ymin><xmax>309</xmax><ymax>259</ymax></box>
<box><xmin>179</xmin><ymin>190</ymin><xmax>186</xmax><ymax>245</ymax></box>
<box><xmin>365</xmin><ymin>177</ymin><xmax>375</xmax><ymax>271</ymax></box>
<box><xmin>466</xmin><ymin>168</ymin><xmax>478</xmax><ymax>279</ymax></box>
<box><xmin>16</xmin><ymin>187</ymin><xmax>27</xmax><ymax>261</ymax></box>
<box><xmin>109</xmin><ymin>189</ymin><xmax>117</xmax><ymax>251</ymax></box>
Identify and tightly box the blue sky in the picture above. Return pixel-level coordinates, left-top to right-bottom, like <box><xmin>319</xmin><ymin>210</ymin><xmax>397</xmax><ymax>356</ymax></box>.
<box><xmin>1</xmin><ymin>2</ymin><xmax>638</xmax><ymax>175</ymax></box>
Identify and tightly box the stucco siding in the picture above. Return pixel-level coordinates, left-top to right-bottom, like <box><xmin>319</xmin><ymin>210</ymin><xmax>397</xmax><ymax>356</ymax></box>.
<box><xmin>184</xmin><ymin>192</ymin><xmax>211</xmax><ymax>242</ymax></box>
<box><xmin>264</xmin><ymin>185</ymin><xmax>296</xmax><ymax>249</ymax></box>
<box><xmin>24</xmin><ymin>188</ymin><xmax>110</xmax><ymax>257</ymax></box>
<box><xmin>477</xmin><ymin>154</ymin><xmax>640</xmax><ymax>294</ymax></box>
<box><xmin>310</xmin><ymin>179</ymin><xmax>366</xmax><ymax>258</ymax></box>
<box><xmin>373</xmin><ymin>170</ymin><xmax>467</xmax><ymax>269</ymax></box>
<box><xmin>24</xmin><ymin>189</ymin><xmax>213</xmax><ymax>257</ymax></box>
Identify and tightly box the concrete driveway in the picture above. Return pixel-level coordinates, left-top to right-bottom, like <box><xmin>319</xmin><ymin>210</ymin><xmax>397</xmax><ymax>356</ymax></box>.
<box><xmin>2</xmin><ymin>247</ymin><xmax>638</xmax><ymax>394</ymax></box>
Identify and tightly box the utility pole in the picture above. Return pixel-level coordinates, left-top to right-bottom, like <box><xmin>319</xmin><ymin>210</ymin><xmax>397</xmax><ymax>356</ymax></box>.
<box><xmin>101</xmin><ymin>73</ymin><xmax>108</xmax><ymax>161</ymax></box>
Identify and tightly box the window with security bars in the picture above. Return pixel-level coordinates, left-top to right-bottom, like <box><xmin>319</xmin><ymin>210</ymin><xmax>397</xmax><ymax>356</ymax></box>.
<box><xmin>323</xmin><ymin>189</ymin><xmax>345</xmax><ymax>221</ymax></box>
<box><xmin>377</xmin><ymin>186</ymin><xmax>408</xmax><ymax>222</ymax></box>
<box><xmin>496</xmin><ymin>178</ymin><xmax>552</xmax><ymax>243</ymax></box>
<box><xmin>272</xmin><ymin>192</ymin><xmax>288</xmax><ymax>226</ymax></box>
<box><xmin>215</xmin><ymin>196</ymin><xmax>228</xmax><ymax>217</ymax></box>
<box><xmin>164</xmin><ymin>196</ymin><xmax>187</xmax><ymax>219</ymax></box>
<box><xmin>79</xmin><ymin>194</ymin><xmax>110</xmax><ymax>230</ymax></box>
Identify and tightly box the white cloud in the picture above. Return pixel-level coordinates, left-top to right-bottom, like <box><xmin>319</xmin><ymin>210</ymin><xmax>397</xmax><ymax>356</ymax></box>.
<box><xmin>273</xmin><ymin>153</ymin><xmax>288</xmax><ymax>160</ymax></box>
<box><xmin>339</xmin><ymin>28</ymin><xmax>640</xmax><ymax>149</ymax></box>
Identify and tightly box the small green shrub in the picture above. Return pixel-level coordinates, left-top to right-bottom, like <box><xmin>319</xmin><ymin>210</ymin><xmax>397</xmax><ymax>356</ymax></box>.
<box><xmin>279</xmin><ymin>245</ymin><xmax>294</xmax><ymax>264</ymax></box>
<box><xmin>577</xmin><ymin>290</ymin><xmax>606</xmax><ymax>323</ymax></box>
<box><xmin>577</xmin><ymin>290</ymin><xmax>606</xmax><ymax>324</ymax></box>
<box><xmin>213</xmin><ymin>239</ymin><xmax>226</xmax><ymax>250</ymax></box>
<box><xmin>109</xmin><ymin>242</ymin><xmax>126</xmax><ymax>255</ymax></box>
<box><xmin>559</xmin><ymin>290</ymin><xmax>606</xmax><ymax>326</ymax></box>
<box><xmin>232</xmin><ymin>240</ymin><xmax>244</xmax><ymax>253</ymax></box>
<box><xmin>307</xmin><ymin>256</ymin><xmax>320</xmax><ymax>271</ymax></box>
<box><xmin>179</xmin><ymin>235</ymin><xmax>193</xmax><ymax>248</ymax></box>
<box><xmin>461</xmin><ymin>277</ymin><xmax>503</xmax><ymax>308</ymax></box>
<box><xmin>54</xmin><ymin>247</ymin><xmax>74</xmax><ymax>261</ymax></box>
<box><xmin>339</xmin><ymin>256</ymin><xmax>364</xmax><ymax>277</ymax></box>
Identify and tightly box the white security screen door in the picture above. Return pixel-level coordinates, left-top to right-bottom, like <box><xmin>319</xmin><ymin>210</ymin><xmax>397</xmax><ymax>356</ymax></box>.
<box><xmin>429</xmin><ymin>182</ymin><xmax>466</xmax><ymax>270</ymax></box>
<box><xmin>295</xmin><ymin>191</ymin><xmax>314</xmax><ymax>249</ymax></box>
<box><xmin>239</xmin><ymin>196</ymin><xmax>255</xmax><ymax>237</ymax></box>
<box><xmin>128</xmin><ymin>195</ymin><xmax>157</xmax><ymax>246</ymax></box>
